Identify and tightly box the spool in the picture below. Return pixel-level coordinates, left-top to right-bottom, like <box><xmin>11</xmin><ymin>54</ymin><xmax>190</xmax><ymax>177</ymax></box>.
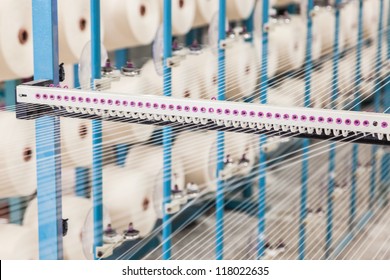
<box><xmin>313</xmin><ymin>6</ymin><xmax>346</xmax><ymax>56</ymax></box>
<box><xmin>363</xmin><ymin>0</ymin><xmax>380</xmax><ymax>39</ymax></box>
<box><xmin>141</xmin><ymin>58</ymin><xmax>202</xmax><ymax>99</ymax></box>
<box><xmin>269</xmin><ymin>16</ymin><xmax>306</xmax><ymax>73</ymax></box>
<box><xmin>0</xmin><ymin>0</ymin><xmax>33</xmax><ymax>80</ymax></box>
<box><xmin>0</xmin><ymin>224</ymin><xmax>38</xmax><ymax>260</ymax></box>
<box><xmin>226</xmin><ymin>0</ymin><xmax>255</xmax><ymax>20</ymax></box>
<box><xmin>23</xmin><ymin>196</ymin><xmax>93</xmax><ymax>260</ymax></box>
<box><xmin>58</xmin><ymin>0</ymin><xmax>104</xmax><ymax>64</ymax></box>
<box><xmin>0</xmin><ymin>112</ymin><xmax>37</xmax><ymax>198</ymax></box>
<box><xmin>125</xmin><ymin>145</ymin><xmax>186</xmax><ymax>219</ymax></box>
<box><xmin>101</xmin><ymin>0</ymin><xmax>160</xmax><ymax>51</ymax></box>
<box><xmin>193</xmin><ymin>0</ymin><xmax>219</xmax><ymax>27</ymax></box>
<box><xmin>158</xmin><ymin>0</ymin><xmax>196</xmax><ymax>36</ymax></box>
<box><xmin>173</xmin><ymin>131</ymin><xmax>256</xmax><ymax>191</ymax></box>
<box><xmin>103</xmin><ymin>166</ymin><xmax>157</xmax><ymax>236</ymax></box>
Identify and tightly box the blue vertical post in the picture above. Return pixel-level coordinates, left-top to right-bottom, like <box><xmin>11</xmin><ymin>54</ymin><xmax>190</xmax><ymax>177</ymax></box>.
<box><xmin>32</xmin><ymin>0</ymin><xmax>63</xmax><ymax>259</ymax></box>
<box><xmin>162</xmin><ymin>0</ymin><xmax>173</xmax><ymax>260</ymax></box>
<box><xmin>243</xmin><ymin>8</ymin><xmax>255</xmax><ymax>104</ymax></box>
<box><xmin>325</xmin><ymin>0</ymin><xmax>341</xmax><ymax>257</ymax></box>
<box><xmin>114</xmin><ymin>49</ymin><xmax>129</xmax><ymax>166</ymax></box>
<box><xmin>350</xmin><ymin>0</ymin><xmax>363</xmax><ymax>228</ymax></box>
<box><xmin>5</xmin><ymin>80</ymin><xmax>23</xmax><ymax>224</ymax></box>
<box><xmin>90</xmin><ymin>0</ymin><xmax>103</xmax><ymax>260</ymax></box>
<box><xmin>370</xmin><ymin>0</ymin><xmax>384</xmax><ymax>207</ymax></box>
<box><xmin>298</xmin><ymin>0</ymin><xmax>313</xmax><ymax>261</ymax></box>
<box><xmin>257</xmin><ymin>0</ymin><xmax>269</xmax><ymax>260</ymax></box>
<box><xmin>72</xmin><ymin>65</ymin><xmax>89</xmax><ymax>197</ymax></box>
<box><xmin>215</xmin><ymin>0</ymin><xmax>226</xmax><ymax>261</ymax></box>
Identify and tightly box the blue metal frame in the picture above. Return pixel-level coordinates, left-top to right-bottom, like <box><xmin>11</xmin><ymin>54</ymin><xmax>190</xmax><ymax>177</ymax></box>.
<box><xmin>350</xmin><ymin>0</ymin><xmax>364</xmax><ymax>228</ymax></box>
<box><xmin>90</xmin><ymin>0</ymin><xmax>103</xmax><ymax>260</ymax></box>
<box><xmin>257</xmin><ymin>0</ymin><xmax>269</xmax><ymax>260</ymax></box>
<box><xmin>215</xmin><ymin>0</ymin><xmax>227</xmax><ymax>261</ymax></box>
<box><xmin>162</xmin><ymin>0</ymin><xmax>173</xmax><ymax>260</ymax></box>
<box><xmin>32</xmin><ymin>0</ymin><xmax>63</xmax><ymax>259</ymax></box>
<box><xmin>4</xmin><ymin>80</ymin><xmax>24</xmax><ymax>224</ymax></box>
<box><xmin>72</xmin><ymin>64</ymin><xmax>89</xmax><ymax>197</ymax></box>
<box><xmin>298</xmin><ymin>0</ymin><xmax>314</xmax><ymax>261</ymax></box>
<box><xmin>325</xmin><ymin>0</ymin><xmax>342</xmax><ymax>257</ymax></box>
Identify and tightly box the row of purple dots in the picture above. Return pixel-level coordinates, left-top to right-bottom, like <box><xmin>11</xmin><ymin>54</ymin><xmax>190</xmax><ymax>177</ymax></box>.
<box><xmin>34</xmin><ymin>93</ymin><xmax>389</xmax><ymax>129</ymax></box>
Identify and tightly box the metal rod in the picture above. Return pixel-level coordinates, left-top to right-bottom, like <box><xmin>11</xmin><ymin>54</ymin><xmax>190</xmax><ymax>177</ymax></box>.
<box><xmin>369</xmin><ymin>0</ymin><xmax>384</xmax><ymax>208</ymax></box>
<box><xmin>349</xmin><ymin>0</ymin><xmax>364</xmax><ymax>229</ymax></box>
<box><xmin>90</xmin><ymin>0</ymin><xmax>103</xmax><ymax>260</ymax></box>
<box><xmin>72</xmin><ymin>64</ymin><xmax>89</xmax><ymax>198</ymax></box>
<box><xmin>162</xmin><ymin>0</ymin><xmax>173</xmax><ymax>260</ymax></box>
<box><xmin>257</xmin><ymin>0</ymin><xmax>269</xmax><ymax>260</ymax></box>
<box><xmin>298</xmin><ymin>0</ymin><xmax>314</xmax><ymax>261</ymax></box>
<box><xmin>215</xmin><ymin>0</ymin><xmax>226</xmax><ymax>261</ymax></box>
<box><xmin>32</xmin><ymin>0</ymin><xmax>63</xmax><ymax>260</ymax></box>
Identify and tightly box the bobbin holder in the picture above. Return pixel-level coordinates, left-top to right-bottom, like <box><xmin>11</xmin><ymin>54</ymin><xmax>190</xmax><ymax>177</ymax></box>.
<box><xmin>16</xmin><ymin>83</ymin><xmax>390</xmax><ymax>146</ymax></box>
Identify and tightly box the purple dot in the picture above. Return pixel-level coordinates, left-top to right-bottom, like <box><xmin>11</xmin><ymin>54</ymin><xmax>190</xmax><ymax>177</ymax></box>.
<box><xmin>309</xmin><ymin>116</ymin><xmax>315</xmax><ymax>122</ymax></box>
<box><xmin>336</xmin><ymin>118</ymin><xmax>342</xmax><ymax>124</ymax></box>
<box><xmin>345</xmin><ymin>119</ymin><xmax>351</xmax><ymax>125</ymax></box>
<box><xmin>50</xmin><ymin>95</ymin><xmax>55</xmax><ymax>100</ymax></box>
<box><xmin>216</xmin><ymin>108</ymin><xmax>223</xmax><ymax>114</ymax></box>
<box><xmin>266</xmin><ymin>112</ymin><xmax>272</xmax><ymax>119</ymax></box>
<box><xmin>233</xmin><ymin>110</ymin><xmax>239</xmax><ymax>116</ymax></box>
<box><xmin>153</xmin><ymin>103</ymin><xmax>159</xmax><ymax>109</ymax></box>
<box><xmin>301</xmin><ymin>115</ymin><xmax>307</xmax><ymax>121</ymax></box>
<box><xmin>318</xmin><ymin>117</ymin><xmax>324</xmax><ymax>123</ymax></box>
<box><xmin>123</xmin><ymin>100</ymin><xmax>128</xmax><ymax>106</ymax></box>
<box><xmin>382</xmin><ymin>122</ymin><xmax>388</xmax><ymax>128</ymax></box>
<box><xmin>169</xmin><ymin>104</ymin><xmax>174</xmax><ymax>110</ymax></box>
<box><xmin>363</xmin><ymin>120</ymin><xmax>369</xmax><ymax>127</ymax></box>
<box><xmin>161</xmin><ymin>104</ymin><xmax>167</xmax><ymax>110</ymax></box>
<box><xmin>107</xmin><ymin>99</ymin><xmax>113</xmax><ymax>105</ymax></box>
<box><xmin>283</xmin><ymin>114</ymin><xmax>289</xmax><ymax>120</ymax></box>
<box><xmin>327</xmin><ymin>117</ymin><xmax>333</xmax><ymax>123</ymax></box>
<box><xmin>71</xmin><ymin>96</ymin><xmax>76</xmax><ymax>102</ymax></box>
<box><xmin>201</xmin><ymin>107</ymin><xmax>206</xmax><ymax>113</ymax></box>
<box><xmin>184</xmin><ymin>106</ymin><xmax>190</xmax><ymax>112</ymax></box>
<box><xmin>93</xmin><ymin>98</ymin><xmax>98</xmax><ymax>104</ymax></box>
<box><xmin>64</xmin><ymin>96</ymin><xmax>69</xmax><ymax>101</ymax></box>
<box><xmin>78</xmin><ymin>97</ymin><xmax>84</xmax><ymax>102</ymax></box>
<box><xmin>192</xmin><ymin>107</ymin><xmax>198</xmax><ymax>112</ymax></box>
<box><xmin>258</xmin><ymin>112</ymin><xmax>264</xmax><ymax>118</ymax></box>
<box><xmin>138</xmin><ymin>102</ymin><xmax>143</xmax><ymax>108</ymax></box>
<box><xmin>241</xmin><ymin>111</ymin><xmax>248</xmax><ymax>116</ymax></box>
<box><xmin>209</xmin><ymin>108</ymin><xmax>215</xmax><ymax>113</ymax></box>
<box><xmin>43</xmin><ymin>94</ymin><xmax>48</xmax><ymax>100</ymax></box>
<box><xmin>250</xmin><ymin>111</ymin><xmax>255</xmax><ymax>117</ymax></box>
<box><xmin>86</xmin><ymin>97</ymin><xmax>91</xmax><ymax>103</ymax></box>
<box><xmin>292</xmin><ymin>114</ymin><xmax>298</xmax><ymax>120</ymax></box>
<box><xmin>100</xmin><ymin>98</ymin><xmax>105</xmax><ymax>104</ymax></box>
<box><xmin>354</xmin><ymin>120</ymin><xmax>360</xmax><ymax>126</ymax></box>
<box><xmin>57</xmin><ymin>95</ymin><xmax>62</xmax><ymax>101</ymax></box>
<box><xmin>225</xmin><ymin>109</ymin><xmax>231</xmax><ymax>115</ymax></box>
<box><xmin>177</xmin><ymin>105</ymin><xmax>182</xmax><ymax>111</ymax></box>
<box><xmin>35</xmin><ymin>93</ymin><xmax>41</xmax><ymax>99</ymax></box>
<box><xmin>275</xmin><ymin>113</ymin><xmax>281</xmax><ymax>119</ymax></box>
<box><xmin>115</xmin><ymin>100</ymin><xmax>121</xmax><ymax>106</ymax></box>
<box><xmin>130</xmin><ymin>101</ymin><xmax>136</xmax><ymax>107</ymax></box>
<box><xmin>146</xmin><ymin>102</ymin><xmax>151</xmax><ymax>108</ymax></box>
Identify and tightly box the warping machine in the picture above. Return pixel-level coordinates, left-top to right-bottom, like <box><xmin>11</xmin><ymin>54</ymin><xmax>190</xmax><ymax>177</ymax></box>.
<box><xmin>0</xmin><ymin>0</ymin><xmax>389</xmax><ymax>260</ymax></box>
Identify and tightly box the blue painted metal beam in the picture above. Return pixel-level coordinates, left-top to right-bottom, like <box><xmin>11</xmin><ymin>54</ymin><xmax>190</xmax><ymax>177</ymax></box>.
<box><xmin>162</xmin><ymin>0</ymin><xmax>173</xmax><ymax>260</ymax></box>
<box><xmin>90</xmin><ymin>0</ymin><xmax>103</xmax><ymax>260</ymax></box>
<box><xmin>215</xmin><ymin>0</ymin><xmax>227</xmax><ymax>261</ymax></box>
<box><xmin>369</xmin><ymin>0</ymin><xmax>384</xmax><ymax>208</ymax></box>
<box><xmin>257</xmin><ymin>0</ymin><xmax>269</xmax><ymax>260</ymax></box>
<box><xmin>32</xmin><ymin>0</ymin><xmax>63</xmax><ymax>259</ymax></box>
<box><xmin>73</xmin><ymin>65</ymin><xmax>89</xmax><ymax>198</ymax></box>
<box><xmin>298</xmin><ymin>0</ymin><xmax>313</xmax><ymax>261</ymax></box>
<box><xmin>350</xmin><ymin>0</ymin><xmax>363</xmax><ymax>229</ymax></box>
<box><xmin>325</xmin><ymin>0</ymin><xmax>342</xmax><ymax>258</ymax></box>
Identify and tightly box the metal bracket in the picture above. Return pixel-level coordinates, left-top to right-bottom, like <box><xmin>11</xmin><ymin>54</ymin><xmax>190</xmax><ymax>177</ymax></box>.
<box><xmin>165</xmin><ymin>200</ymin><xmax>181</xmax><ymax>214</ymax></box>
